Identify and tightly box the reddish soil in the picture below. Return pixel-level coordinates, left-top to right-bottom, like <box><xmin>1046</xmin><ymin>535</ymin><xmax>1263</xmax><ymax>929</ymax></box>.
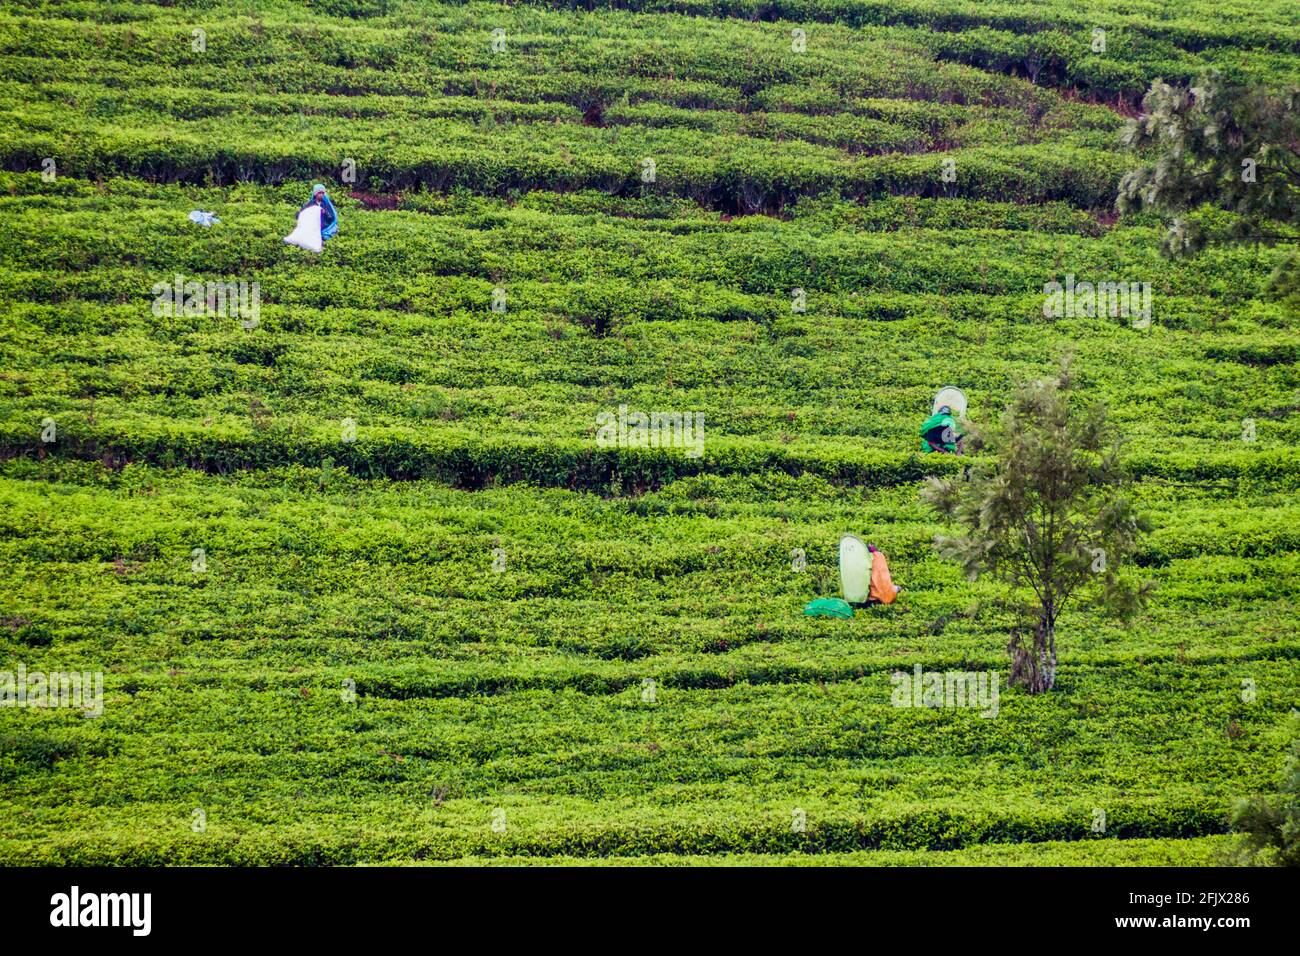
<box><xmin>349</xmin><ymin>190</ymin><xmax>401</xmax><ymax>210</ymax></box>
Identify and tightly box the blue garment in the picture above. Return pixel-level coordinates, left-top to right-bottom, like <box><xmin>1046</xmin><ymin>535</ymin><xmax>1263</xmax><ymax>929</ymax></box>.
<box><xmin>301</xmin><ymin>187</ymin><xmax>338</xmax><ymax>241</ymax></box>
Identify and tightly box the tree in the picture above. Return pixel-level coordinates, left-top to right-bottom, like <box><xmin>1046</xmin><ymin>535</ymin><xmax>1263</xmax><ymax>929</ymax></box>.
<box><xmin>922</xmin><ymin>360</ymin><xmax>1151</xmax><ymax>694</ymax></box>
<box><xmin>1229</xmin><ymin>713</ymin><xmax>1300</xmax><ymax>867</ymax></box>
<box><xmin>1117</xmin><ymin>73</ymin><xmax>1299</xmax><ymax>280</ymax></box>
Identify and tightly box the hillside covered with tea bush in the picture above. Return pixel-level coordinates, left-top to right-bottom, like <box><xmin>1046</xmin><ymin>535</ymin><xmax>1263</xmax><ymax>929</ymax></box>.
<box><xmin>0</xmin><ymin>0</ymin><xmax>1297</xmax><ymax>865</ymax></box>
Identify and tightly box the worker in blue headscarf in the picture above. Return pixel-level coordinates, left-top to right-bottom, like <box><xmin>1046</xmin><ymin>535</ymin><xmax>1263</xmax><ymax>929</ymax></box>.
<box><xmin>300</xmin><ymin>184</ymin><xmax>338</xmax><ymax>242</ymax></box>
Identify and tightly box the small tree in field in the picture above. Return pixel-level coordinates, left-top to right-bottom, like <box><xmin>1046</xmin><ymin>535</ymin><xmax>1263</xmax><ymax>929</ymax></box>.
<box><xmin>922</xmin><ymin>361</ymin><xmax>1150</xmax><ymax>693</ymax></box>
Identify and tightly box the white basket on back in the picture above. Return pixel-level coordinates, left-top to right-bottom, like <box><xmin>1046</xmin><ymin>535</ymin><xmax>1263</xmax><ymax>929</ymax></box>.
<box><xmin>931</xmin><ymin>385</ymin><xmax>967</xmax><ymax>419</ymax></box>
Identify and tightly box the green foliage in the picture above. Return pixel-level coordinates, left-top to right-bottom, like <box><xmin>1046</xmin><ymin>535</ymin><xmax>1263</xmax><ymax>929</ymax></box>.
<box><xmin>0</xmin><ymin>0</ymin><xmax>1297</xmax><ymax>865</ymax></box>
<box><xmin>1230</xmin><ymin>713</ymin><xmax>1300</xmax><ymax>866</ymax></box>
<box><xmin>1118</xmin><ymin>75</ymin><xmax>1300</xmax><ymax>256</ymax></box>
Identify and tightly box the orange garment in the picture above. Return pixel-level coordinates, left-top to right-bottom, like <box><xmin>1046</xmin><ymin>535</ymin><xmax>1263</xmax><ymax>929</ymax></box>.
<box><xmin>869</xmin><ymin>550</ymin><xmax>899</xmax><ymax>604</ymax></box>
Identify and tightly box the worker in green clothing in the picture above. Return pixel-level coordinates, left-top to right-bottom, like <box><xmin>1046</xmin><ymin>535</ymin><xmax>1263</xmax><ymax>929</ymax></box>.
<box><xmin>919</xmin><ymin>404</ymin><xmax>963</xmax><ymax>454</ymax></box>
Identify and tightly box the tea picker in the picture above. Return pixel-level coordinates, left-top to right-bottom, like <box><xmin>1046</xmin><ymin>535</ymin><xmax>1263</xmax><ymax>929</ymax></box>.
<box><xmin>839</xmin><ymin>534</ymin><xmax>900</xmax><ymax>607</ymax></box>
<box><xmin>919</xmin><ymin>385</ymin><xmax>967</xmax><ymax>454</ymax></box>
<box><xmin>284</xmin><ymin>184</ymin><xmax>339</xmax><ymax>253</ymax></box>
<box><xmin>802</xmin><ymin>534</ymin><xmax>901</xmax><ymax>618</ymax></box>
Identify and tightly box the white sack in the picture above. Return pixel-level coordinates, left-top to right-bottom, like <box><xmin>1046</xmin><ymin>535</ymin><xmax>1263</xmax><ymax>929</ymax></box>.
<box><xmin>284</xmin><ymin>204</ymin><xmax>323</xmax><ymax>253</ymax></box>
<box><xmin>839</xmin><ymin>533</ymin><xmax>871</xmax><ymax>604</ymax></box>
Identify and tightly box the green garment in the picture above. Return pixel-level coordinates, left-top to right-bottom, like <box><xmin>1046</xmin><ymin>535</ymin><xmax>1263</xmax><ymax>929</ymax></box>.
<box><xmin>919</xmin><ymin>412</ymin><xmax>960</xmax><ymax>453</ymax></box>
<box><xmin>803</xmin><ymin>597</ymin><xmax>854</xmax><ymax>619</ymax></box>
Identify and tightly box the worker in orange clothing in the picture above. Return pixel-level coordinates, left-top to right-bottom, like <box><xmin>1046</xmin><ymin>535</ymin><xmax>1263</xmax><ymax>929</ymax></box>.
<box><xmin>866</xmin><ymin>544</ymin><xmax>900</xmax><ymax>605</ymax></box>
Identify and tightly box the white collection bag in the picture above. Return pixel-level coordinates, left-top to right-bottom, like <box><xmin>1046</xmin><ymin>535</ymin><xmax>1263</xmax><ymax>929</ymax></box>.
<box><xmin>839</xmin><ymin>534</ymin><xmax>871</xmax><ymax>604</ymax></box>
<box><xmin>284</xmin><ymin>204</ymin><xmax>323</xmax><ymax>253</ymax></box>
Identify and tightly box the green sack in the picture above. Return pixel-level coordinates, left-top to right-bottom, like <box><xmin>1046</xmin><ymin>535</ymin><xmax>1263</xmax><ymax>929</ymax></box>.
<box><xmin>803</xmin><ymin>597</ymin><xmax>854</xmax><ymax>619</ymax></box>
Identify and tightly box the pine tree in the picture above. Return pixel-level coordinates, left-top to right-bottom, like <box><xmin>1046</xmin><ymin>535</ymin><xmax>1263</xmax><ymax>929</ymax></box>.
<box><xmin>1117</xmin><ymin>73</ymin><xmax>1300</xmax><ymax>298</ymax></box>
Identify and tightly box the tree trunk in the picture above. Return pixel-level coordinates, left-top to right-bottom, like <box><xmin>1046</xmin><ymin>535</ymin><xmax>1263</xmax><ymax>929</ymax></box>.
<box><xmin>1007</xmin><ymin>628</ymin><xmax>1037</xmax><ymax>691</ymax></box>
<box><xmin>1035</xmin><ymin>615</ymin><xmax>1057</xmax><ymax>693</ymax></box>
<box><xmin>1008</xmin><ymin>616</ymin><xmax>1057</xmax><ymax>694</ymax></box>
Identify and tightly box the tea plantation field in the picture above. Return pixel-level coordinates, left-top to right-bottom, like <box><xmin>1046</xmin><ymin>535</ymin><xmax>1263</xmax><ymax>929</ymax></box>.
<box><xmin>0</xmin><ymin>0</ymin><xmax>1297</xmax><ymax>865</ymax></box>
